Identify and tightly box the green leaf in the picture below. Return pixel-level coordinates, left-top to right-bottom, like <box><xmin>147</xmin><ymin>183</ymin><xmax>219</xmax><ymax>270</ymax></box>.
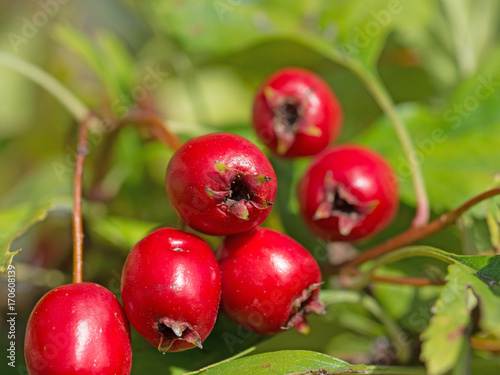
<box><xmin>53</xmin><ymin>25</ymin><xmax>119</xmax><ymax>98</ymax></box>
<box><xmin>0</xmin><ymin>197</ymin><xmax>71</xmax><ymax>272</ymax></box>
<box><xmin>129</xmin><ymin>314</ymin><xmax>264</xmax><ymax>374</ymax></box>
<box><xmin>449</xmin><ymin>254</ymin><xmax>500</xmax><ymax>285</ymax></box>
<box><xmin>53</xmin><ymin>25</ymin><xmax>137</xmax><ymax>103</ymax></box>
<box><xmin>88</xmin><ymin>215</ymin><xmax>160</xmax><ymax>250</ymax></box>
<box><xmin>195</xmin><ymin>350</ymin><xmax>353</xmax><ymax>375</ymax></box>
<box><xmin>362</xmin><ymin>246</ymin><xmax>500</xmax><ymax>284</ymax></box>
<box><xmin>421</xmin><ymin>264</ymin><xmax>500</xmax><ymax>375</ymax></box>
<box><xmin>351</xmin><ymin>47</ymin><xmax>500</xmax><ymax>214</ymax></box>
<box><xmin>320</xmin><ymin>0</ymin><xmax>424</xmax><ymax>69</ymax></box>
<box><xmin>320</xmin><ymin>290</ymin><xmax>412</xmax><ymax>363</ymax></box>
<box><xmin>189</xmin><ymin>350</ymin><xmax>426</xmax><ymax>375</ymax></box>
<box><xmin>395</xmin><ymin>0</ymin><xmax>499</xmax><ymax>88</ymax></box>
<box><xmin>139</xmin><ymin>0</ymin><xmax>432</xmax><ymax>68</ymax></box>
<box><xmin>95</xmin><ymin>31</ymin><xmax>138</xmax><ymax>95</ymax></box>
<box><xmin>354</xmin><ymin>99</ymin><xmax>500</xmax><ymax>213</ymax></box>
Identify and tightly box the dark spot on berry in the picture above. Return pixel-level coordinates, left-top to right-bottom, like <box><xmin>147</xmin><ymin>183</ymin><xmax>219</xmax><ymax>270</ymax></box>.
<box><xmin>281</xmin><ymin>102</ymin><xmax>300</xmax><ymax>127</ymax></box>
<box><xmin>157</xmin><ymin>323</ymin><xmax>179</xmax><ymax>341</ymax></box>
<box><xmin>332</xmin><ymin>190</ymin><xmax>359</xmax><ymax>215</ymax></box>
<box><xmin>226</xmin><ymin>174</ymin><xmax>253</xmax><ymax>202</ymax></box>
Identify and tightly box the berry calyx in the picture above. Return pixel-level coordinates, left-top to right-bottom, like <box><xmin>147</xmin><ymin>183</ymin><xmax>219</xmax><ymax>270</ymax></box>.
<box><xmin>252</xmin><ymin>67</ymin><xmax>343</xmax><ymax>158</ymax></box>
<box><xmin>298</xmin><ymin>144</ymin><xmax>399</xmax><ymax>242</ymax></box>
<box><xmin>205</xmin><ymin>161</ymin><xmax>272</xmax><ymax>220</ymax></box>
<box><xmin>166</xmin><ymin>133</ymin><xmax>277</xmax><ymax>235</ymax></box>
<box><xmin>217</xmin><ymin>227</ymin><xmax>326</xmax><ymax>335</ymax></box>
<box><xmin>24</xmin><ymin>282</ymin><xmax>132</xmax><ymax>375</ymax></box>
<box><xmin>121</xmin><ymin>228</ymin><xmax>221</xmax><ymax>353</ymax></box>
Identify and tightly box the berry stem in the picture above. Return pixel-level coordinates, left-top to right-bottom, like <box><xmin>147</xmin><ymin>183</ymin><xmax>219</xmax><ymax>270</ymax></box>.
<box><xmin>126</xmin><ymin>110</ymin><xmax>183</xmax><ymax>151</ymax></box>
<box><xmin>370</xmin><ymin>275</ymin><xmax>446</xmax><ymax>287</ymax></box>
<box><xmin>72</xmin><ymin>114</ymin><xmax>93</xmax><ymax>283</ymax></box>
<box><xmin>335</xmin><ymin>268</ymin><xmax>446</xmax><ymax>288</ymax></box>
<box><xmin>349</xmin><ymin>246</ymin><xmax>464</xmax><ymax>290</ymax></box>
<box><xmin>348</xmin><ymin>64</ymin><xmax>430</xmax><ymax>228</ymax></box>
<box><xmin>339</xmin><ymin>187</ymin><xmax>500</xmax><ymax>271</ymax></box>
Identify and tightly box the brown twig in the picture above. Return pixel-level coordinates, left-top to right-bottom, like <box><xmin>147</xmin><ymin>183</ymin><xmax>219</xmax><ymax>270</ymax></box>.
<box><xmin>371</xmin><ymin>275</ymin><xmax>445</xmax><ymax>287</ymax></box>
<box><xmin>72</xmin><ymin>114</ymin><xmax>93</xmax><ymax>283</ymax></box>
<box><xmin>126</xmin><ymin>111</ymin><xmax>182</xmax><ymax>151</ymax></box>
<box><xmin>470</xmin><ymin>337</ymin><xmax>500</xmax><ymax>352</ymax></box>
<box><xmin>336</xmin><ymin>187</ymin><xmax>500</xmax><ymax>272</ymax></box>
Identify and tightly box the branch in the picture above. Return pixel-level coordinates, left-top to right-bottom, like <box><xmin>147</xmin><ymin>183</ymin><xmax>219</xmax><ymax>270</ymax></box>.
<box><xmin>125</xmin><ymin>111</ymin><xmax>182</xmax><ymax>151</ymax></box>
<box><xmin>338</xmin><ymin>187</ymin><xmax>500</xmax><ymax>271</ymax></box>
<box><xmin>371</xmin><ymin>275</ymin><xmax>445</xmax><ymax>287</ymax></box>
<box><xmin>72</xmin><ymin>114</ymin><xmax>93</xmax><ymax>283</ymax></box>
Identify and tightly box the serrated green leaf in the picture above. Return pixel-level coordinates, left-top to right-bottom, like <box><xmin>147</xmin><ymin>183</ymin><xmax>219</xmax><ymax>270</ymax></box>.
<box><xmin>195</xmin><ymin>350</ymin><xmax>353</xmax><ymax>375</ymax></box>
<box><xmin>421</xmin><ymin>264</ymin><xmax>500</xmax><ymax>375</ymax></box>
<box><xmin>420</xmin><ymin>264</ymin><xmax>477</xmax><ymax>375</ymax></box>
<box><xmin>450</xmin><ymin>254</ymin><xmax>500</xmax><ymax>285</ymax></box>
<box><xmin>0</xmin><ymin>197</ymin><xmax>71</xmax><ymax>272</ymax></box>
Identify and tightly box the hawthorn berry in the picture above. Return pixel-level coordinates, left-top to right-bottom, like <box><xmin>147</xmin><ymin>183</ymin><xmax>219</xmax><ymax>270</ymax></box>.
<box><xmin>252</xmin><ymin>67</ymin><xmax>343</xmax><ymax>158</ymax></box>
<box><xmin>166</xmin><ymin>133</ymin><xmax>277</xmax><ymax>235</ymax></box>
<box><xmin>121</xmin><ymin>228</ymin><xmax>221</xmax><ymax>353</ymax></box>
<box><xmin>24</xmin><ymin>282</ymin><xmax>132</xmax><ymax>375</ymax></box>
<box><xmin>217</xmin><ymin>227</ymin><xmax>326</xmax><ymax>335</ymax></box>
<box><xmin>297</xmin><ymin>144</ymin><xmax>399</xmax><ymax>242</ymax></box>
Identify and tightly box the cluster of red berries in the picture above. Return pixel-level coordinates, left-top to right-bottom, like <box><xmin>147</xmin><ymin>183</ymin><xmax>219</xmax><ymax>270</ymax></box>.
<box><xmin>252</xmin><ymin>67</ymin><xmax>399</xmax><ymax>242</ymax></box>
<box><xmin>23</xmin><ymin>67</ymin><xmax>398</xmax><ymax>374</ymax></box>
<box><xmin>120</xmin><ymin>131</ymin><xmax>327</xmax><ymax>357</ymax></box>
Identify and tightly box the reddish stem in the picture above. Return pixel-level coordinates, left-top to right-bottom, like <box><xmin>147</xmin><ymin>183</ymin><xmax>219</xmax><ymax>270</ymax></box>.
<box><xmin>72</xmin><ymin>114</ymin><xmax>92</xmax><ymax>283</ymax></box>
<box><xmin>337</xmin><ymin>187</ymin><xmax>500</xmax><ymax>271</ymax></box>
<box><xmin>126</xmin><ymin>111</ymin><xmax>182</xmax><ymax>151</ymax></box>
<box><xmin>371</xmin><ymin>275</ymin><xmax>445</xmax><ymax>287</ymax></box>
<box><xmin>470</xmin><ymin>337</ymin><xmax>500</xmax><ymax>352</ymax></box>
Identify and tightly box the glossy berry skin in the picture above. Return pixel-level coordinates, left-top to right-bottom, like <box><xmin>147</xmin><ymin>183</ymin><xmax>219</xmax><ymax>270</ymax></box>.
<box><xmin>297</xmin><ymin>145</ymin><xmax>399</xmax><ymax>242</ymax></box>
<box><xmin>166</xmin><ymin>133</ymin><xmax>277</xmax><ymax>235</ymax></box>
<box><xmin>217</xmin><ymin>228</ymin><xmax>326</xmax><ymax>335</ymax></box>
<box><xmin>121</xmin><ymin>228</ymin><xmax>221</xmax><ymax>353</ymax></box>
<box><xmin>252</xmin><ymin>67</ymin><xmax>343</xmax><ymax>158</ymax></box>
<box><xmin>24</xmin><ymin>282</ymin><xmax>132</xmax><ymax>375</ymax></box>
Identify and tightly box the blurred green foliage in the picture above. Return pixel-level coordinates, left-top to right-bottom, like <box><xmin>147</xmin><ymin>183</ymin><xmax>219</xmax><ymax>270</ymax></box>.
<box><xmin>1</xmin><ymin>0</ymin><xmax>500</xmax><ymax>374</ymax></box>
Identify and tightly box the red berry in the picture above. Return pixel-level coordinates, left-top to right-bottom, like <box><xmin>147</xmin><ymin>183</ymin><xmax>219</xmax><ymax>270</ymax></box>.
<box><xmin>166</xmin><ymin>133</ymin><xmax>277</xmax><ymax>235</ymax></box>
<box><xmin>24</xmin><ymin>282</ymin><xmax>132</xmax><ymax>375</ymax></box>
<box><xmin>297</xmin><ymin>145</ymin><xmax>399</xmax><ymax>242</ymax></box>
<box><xmin>121</xmin><ymin>228</ymin><xmax>221</xmax><ymax>353</ymax></box>
<box><xmin>252</xmin><ymin>67</ymin><xmax>343</xmax><ymax>158</ymax></box>
<box><xmin>217</xmin><ymin>227</ymin><xmax>326</xmax><ymax>335</ymax></box>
